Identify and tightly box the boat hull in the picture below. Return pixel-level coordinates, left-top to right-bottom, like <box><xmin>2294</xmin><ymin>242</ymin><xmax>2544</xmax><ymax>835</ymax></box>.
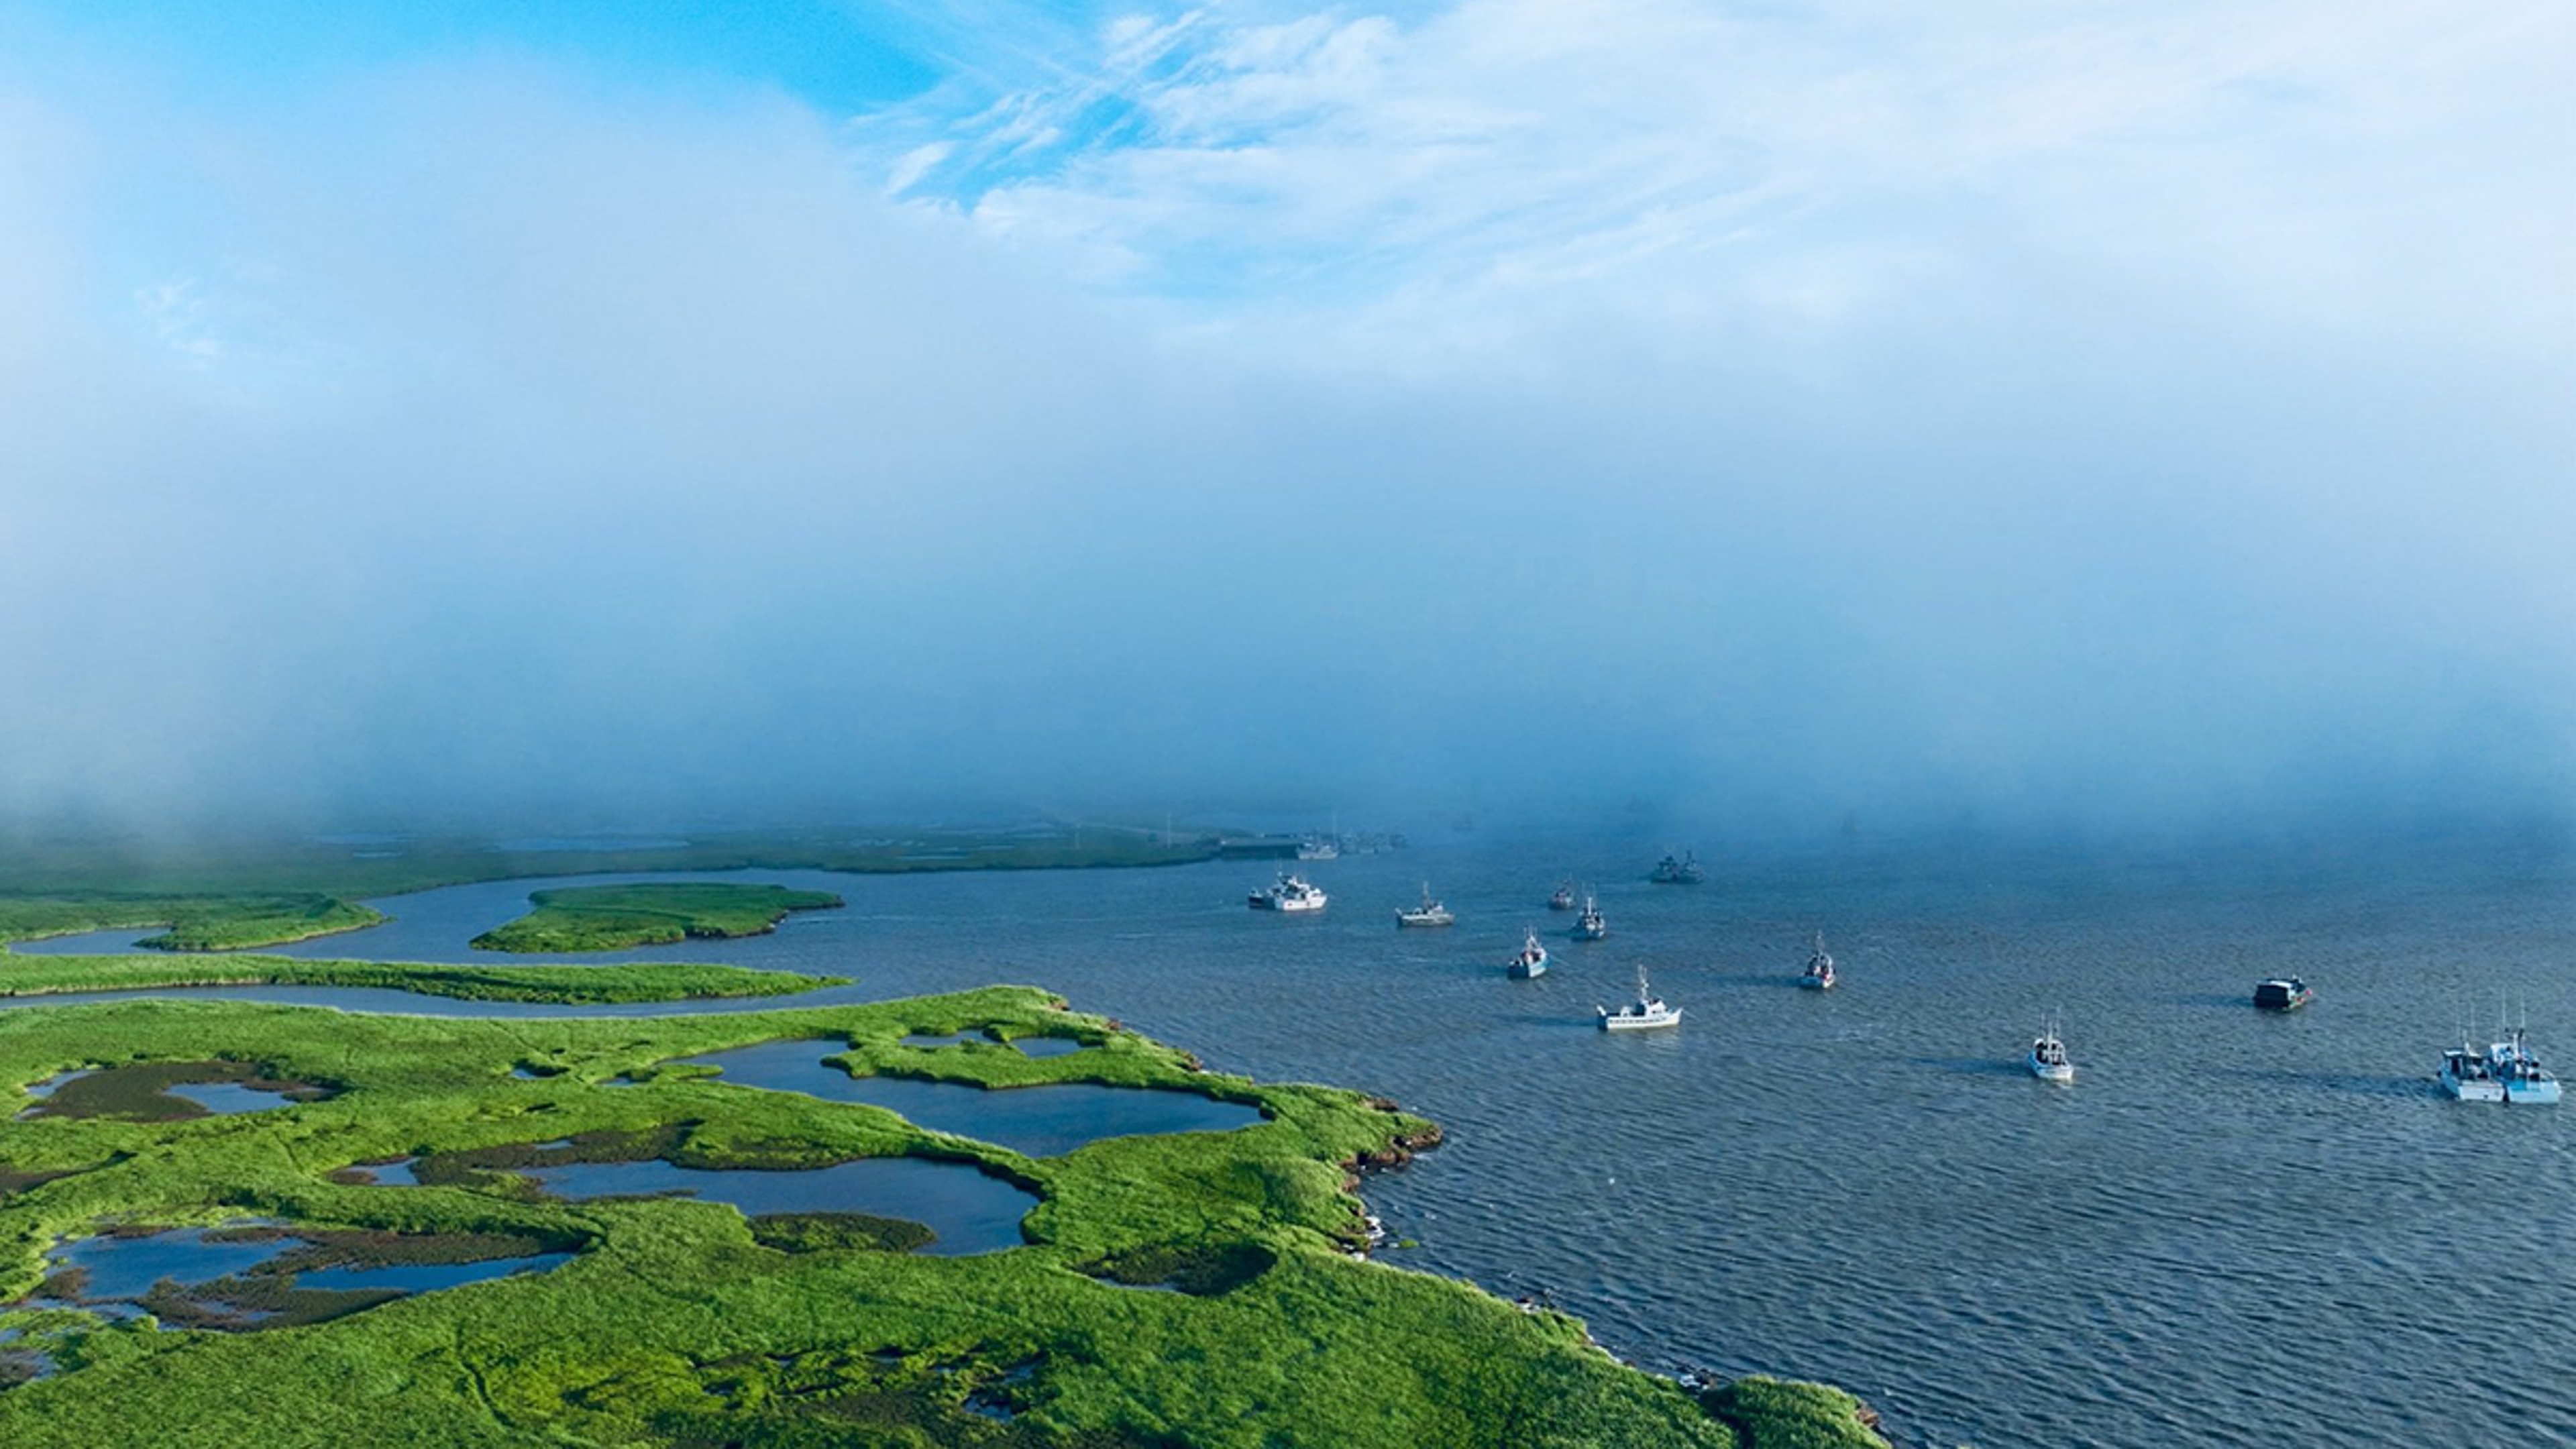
<box><xmin>2506</xmin><ymin>1079</ymin><xmax>2563</xmax><ymax>1104</ymax></box>
<box><xmin>1799</xmin><ymin>976</ymin><xmax>1832</xmax><ymax>990</ymax></box>
<box><xmin>2441</xmin><ymin>1073</ymin><xmax>2507</xmax><ymax>1102</ymax></box>
<box><xmin>1600</xmin><ymin>1010</ymin><xmax>1680</xmax><ymax>1031</ymax></box>
<box><xmin>1508</xmin><ymin>962</ymin><xmax>1546</xmax><ymax>979</ymax></box>
<box><xmin>2030</xmin><ymin>1057</ymin><xmax>2074</xmax><ymax>1083</ymax></box>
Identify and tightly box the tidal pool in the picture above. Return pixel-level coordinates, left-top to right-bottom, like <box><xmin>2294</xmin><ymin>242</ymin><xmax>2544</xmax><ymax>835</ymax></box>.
<box><xmin>34</xmin><ymin>1226</ymin><xmax>568</xmax><ymax>1327</ymax></box>
<box><xmin>17</xmin><ymin>1063</ymin><xmax>329</xmax><ymax>1121</ymax></box>
<box><xmin>519</xmin><ymin>1157</ymin><xmax>1035</xmax><ymax>1255</ymax></box>
<box><xmin>678</xmin><ymin>1040</ymin><xmax>1263</xmax><ymax>1157</ymax></box>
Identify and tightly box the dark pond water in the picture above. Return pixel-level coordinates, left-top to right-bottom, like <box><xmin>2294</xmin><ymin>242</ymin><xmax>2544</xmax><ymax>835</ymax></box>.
<box><xmin>6</xmin><ymin>833</ymin><xmax>2575</xmax><ymax>1446</ymax></box>
<box><xmin>520</xmin><ymin>1157</ymin><xmax>1036</xmax><ymax>1254</ymax></box>
<box><xmin>1014</xmin><ymin>1036</ymin><xmax>1088</xmax><ymax>1059</ymax></box>
<box><xmin>678</xmin><ymin>1040</ymin><xmax>1263</xmax><ymax>1156</ymax></box>
<box><xmin>38</xmin><ymin>1226</ymin><xmax>567</xmax><ymax>1308</ymax></box>
<box><xmin>46</xmin><ymin>1228</ymin><xmax>295</xmax><ymax>1301</ymax></box>
<box><xmin>161</xmin><ymin>1082</ymin><xmax>294</xmax><ymax>1115</ymax></box>
<box><xmin>17</xmin><ymin>1065</ymin><xmax>310</xmax><ymax>1120</ymax></box>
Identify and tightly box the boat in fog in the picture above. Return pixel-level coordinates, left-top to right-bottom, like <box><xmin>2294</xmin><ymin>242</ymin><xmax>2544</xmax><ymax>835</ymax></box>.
<box><xmin>1248</xmin><ymin>873</ymin><xmax>1328</xmax><ymax>913</ymax></box>
<box><xmin>1396</xmin><ymin>885</ymin><xmax>1454</xmax><ymax>928</ymax></box>
<box><xmin>1598</xmin><ymin>967</ymin><xmax>1680</xmax><ymax>1030</ymax></box>
<box><xmin>1649</xmin><ymin>852</ymin><xmax>1705</xmax><ymax>885</ymax></box>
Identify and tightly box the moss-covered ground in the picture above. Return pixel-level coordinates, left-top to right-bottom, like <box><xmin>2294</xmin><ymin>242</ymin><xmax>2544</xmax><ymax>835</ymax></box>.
<box><xmin>0</xmin><ymin>951</ymin><xmax>845</xmax><ymax>1005</ymax></box>
<box><xmin>0</xmin><ymin>977</ymin><xmax>1880</xmax><ymax>1448</ymax></box>
<box><xmin>470</xmin><ymin>883</ymin><xmax>845</xmax><ymax>953</ymax></box>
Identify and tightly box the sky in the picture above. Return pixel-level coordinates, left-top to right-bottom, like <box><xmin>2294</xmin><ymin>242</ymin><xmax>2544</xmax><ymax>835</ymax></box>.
<box><xmin>0</xmin><ymin>1</ymin><xmax>2569</xmax><ymax>839</ymax></box>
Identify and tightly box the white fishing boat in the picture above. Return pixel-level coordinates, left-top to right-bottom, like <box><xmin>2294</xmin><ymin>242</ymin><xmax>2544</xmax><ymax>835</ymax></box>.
<box><xmin>1508</xmin><ymin>929</ymin><xmax>1549</xmax><ymax>979</ymax></box>
<box><xmin>1548</xmin><ymin>881</ymin><xmax>1577</xmax><ymax>912</ymax></box>
<box><xmin>2029</xmin><ymin>1018</ymin><xmax>2074</xmax><ymax>1082</ymax></box>
<box><xmin>1799</xmin><ymin>932</ymin><xmax>1835</xmax><ymax>990</ymax></box>
<box><xmin>1571</xmin><ymin>894</ymin><xmax>1607</xmax><ymax>941</ymax></box>
<box><xmin>1396</xmin><ymin>884</ymin><xmax>1454</xmax><ymax>928</ymax></box>
<box><xmin>2489</xmin><ymin>1028</ymin><xmax>2561</xmax><ymax>1104</ymax></box>
<box><xmin>1248</xmin><ymin>873</ymin><xmax>1328</xmax><ymax>913</ymax></box>
<box><xmin>1598</xmin><ymin>966</ymin><xmax>1680</xmax><ymax>1030</ymax></box>
<box><xmin>2442</xmin><ymin>1010</ymin><xmax>2560</xmax><ymax>1104</ymax></box>
<box><xmin>2439</xmin><ymin>1041</ymin><xmax>2506</xmax><ymax>1102</ymax></box>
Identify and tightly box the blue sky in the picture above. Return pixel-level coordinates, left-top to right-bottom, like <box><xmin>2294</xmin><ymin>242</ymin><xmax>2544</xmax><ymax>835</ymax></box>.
<box><xmin>0</xmin><ymin>1</ymin><xmax>2569</xmax><ymax>833</ymax></box>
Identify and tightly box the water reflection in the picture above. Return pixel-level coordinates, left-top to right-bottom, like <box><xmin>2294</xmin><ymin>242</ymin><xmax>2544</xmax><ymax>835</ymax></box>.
<box><xmin>680</xmin><ymin>1040</ymin><xmax>1263</xmax><ymax>1156</ymax></box>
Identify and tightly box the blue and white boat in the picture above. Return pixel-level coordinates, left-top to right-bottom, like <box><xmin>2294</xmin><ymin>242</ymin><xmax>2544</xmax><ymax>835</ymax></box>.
<box><xmin>1572</xmin><ymin>894</ymin><xmax>1607</xmax><ymax>942</ymax></box>
<box><xmin>2444</xmin><ymin>1022</ymin><xmax>2560</xmax><ymax>1104</ymax></box>
<box><xmin>1508</xmin><ymin>929</ymin><xmax>1549</xmax><ymax>979</ymax></box>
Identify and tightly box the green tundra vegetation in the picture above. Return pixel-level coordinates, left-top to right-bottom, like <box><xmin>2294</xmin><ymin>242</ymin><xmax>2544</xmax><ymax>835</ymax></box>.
<box><xmin>0</xmin><ymin>894</ymin><xmax>384</xmax><ymax>953</ymax></box>
<box><xmin>470</xmin><ymin>882</ymin><xmax>847</xmax><ymax>953</ymax></box>
<box><xmin>0</xmin><ymin>951</ymin><xmax>844</xmax><ymax>1005</ymax></box>
<box><xmin>0</xmin><ymin>973</ymin><xmax>1882</xmax><ymax>1448</ymax></box>
<box><xmin>0</xmin><ymin>822</ymin><xmax>1220</xmax><ymax>954</ymax></box>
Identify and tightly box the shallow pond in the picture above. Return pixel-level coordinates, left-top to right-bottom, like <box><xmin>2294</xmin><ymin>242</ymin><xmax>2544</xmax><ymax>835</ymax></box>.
<box><xmin>519</xmin><ymin>1156</ymin><xmax>1035</xmax><ymax>1254</ymax></box>
<box><xmin>678</xmin><ymin>1040</ymin><xmax>1263</xmax><ymax>1157</ymax></box>
<box><xmin>18</xmin><ymin>1063</ymin><xmax>327</xmax><ymax>1121</ymax></box>
<box><xmin>36</xmin><ymin>1226</ymin><xmax>568</xmax><ymax>1322</ymax></box>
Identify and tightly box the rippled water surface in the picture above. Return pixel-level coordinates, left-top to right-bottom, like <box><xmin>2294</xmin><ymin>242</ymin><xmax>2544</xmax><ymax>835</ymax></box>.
<box><xmin>10</xmin><ymin>830</ymin><xmax>2574</xmax><ymax>1446</ymax></box>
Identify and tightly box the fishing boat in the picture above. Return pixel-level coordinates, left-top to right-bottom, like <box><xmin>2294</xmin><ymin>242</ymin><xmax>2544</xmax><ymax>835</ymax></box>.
<box><xmin>1508</xmin><ymin>929</ymin><xmax>1550</xmax><ymax>979</ymax></box>
<box><xmin>1548</xmin><ymin>881</ymin><xmax>1577</xmax><ymax>912</ymax></box>
<box><xmin>1572</xmin><ymin>894</ymin><xmax>1607</xmax><ymax>941</ymax></box>
<box><xmin>2441</xmin><ymin>1011</ymin><xmax>2561</xmax><ymax>1104</ymax></box>
<box><xmin>2252</xmin><ymin>977</ymin><xmax>2314</xmax><ymax>1011</ymax></box>
<box><xmin>2489</xmin><ymin>1028</ymin><xmax>2561</xmax><ymax>1104</ymax></box>
<box><xmin>1649</xmin><ymin>852</ymin><xmax>1705</xmax><ymax>885</ymax></box>
<box><xmin>2439</xmin><ymin>1040</ymin><xmax>2506</xmax><ymax>1102</ymax></box>
<box><xmin>1598</xmin><ymin>967</ymin><xmax>1681</xmax><ymax>1030</ymax></box>
<box><xmin>1799</xmin><ymin>932</ymin><xmax>1835</xmax><ymax>990</ymax></box>
<box><xmin>1247</xmin><ymin>873</ymin><xmax>1328</xmax><ymax>913</ymax></box>
<box><xmin>2029</xmin><ymin>1018</ymin><xmax>2074</xmax><ymax>1082</ymax></box>
<box><xmin>1395</xmin><ymin>884</ymin><xmax>1454</xmax><ymax>928</ymax></box>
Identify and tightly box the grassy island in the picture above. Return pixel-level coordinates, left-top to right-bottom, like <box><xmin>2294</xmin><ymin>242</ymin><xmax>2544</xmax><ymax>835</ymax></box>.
<box><xmin>0</xmin><ymin>952</ymin><xmax>846</xmax><ymax>1005</ymax></box>
<box><xmin>471</xmin><ymin>882</ymin><xmax>845</xmax><ymax>954</ymax></box>
<box><xmin>0</xmin><ymin>973</ymin><xmax>1882</xmax><ymax>1448</ymax></box>
<box><xmin>0</xmin><ymin>894</ymin><xmax>385</xmax><ymax>954</ymax></box>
